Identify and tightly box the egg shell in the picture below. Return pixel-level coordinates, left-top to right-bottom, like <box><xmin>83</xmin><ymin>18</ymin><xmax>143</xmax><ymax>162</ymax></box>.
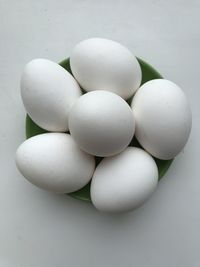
<box><xmin>131</xmin><ymin>79</ymin><xmax>192</xmax><ymax>160</ymax></box>
<box><xmin>70</xmin><ymin>38</ymin><xmax>142</xmax><ymax>100</ymax></box>
<box><xmin>68</xmin><ymin>90</ymin><xmax>135</xmax><ymax>157</ymax></box>
<box><xmin>15</xmin><ymin>133</ymin><xmax>95</xmax><ymax>193</ymax></box>
<box><xmin>91</xmin><ymin>147</ymin><xmax>158</xmax><ymax>213</ymax></box>
<box><xmin>21</xmin><ymin>58</ymin><xmax>82</xmax><ymax>132</ymax></box>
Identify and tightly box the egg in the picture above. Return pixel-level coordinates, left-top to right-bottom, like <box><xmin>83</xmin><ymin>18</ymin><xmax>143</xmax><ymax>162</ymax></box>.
<box><xmin>21</xmin><ymin>58</ymin><xmax>82</xmax><ymax>132</ymax></box>
<box><xmin>131</xmin><ymin>79</ymin><xmax>192</xmax><ymax>160</ymax></box>
<box><xmin>15</xmin><ymin>133</ymin><xmax>95</xmax><ymax>193</ymax></box>
<box><xmin>68</xmin><ymin>90</ymin><xmax>135</xmax><ymax>157</ymax></box>
<box><xmin>70</xmin><ymin>38</ymin><xmax>142</xmax><ymax>100</ymax></box>
<box><xmin>91</xmin><ymin>147</ymin><xmax>158</xmax><ymax>213</ymax></box>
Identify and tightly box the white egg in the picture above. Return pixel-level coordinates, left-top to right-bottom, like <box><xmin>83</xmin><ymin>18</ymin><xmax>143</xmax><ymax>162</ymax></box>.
<box><xmin>69</xmin><ymin>90</ymin><xmax>135</xmax><ymax>157</ymax></box>
<box><xmin>15</xmin><ymin>133</ymin><xmax>95</xmax><ymax>193</ymax></box>
<box><xmin>21</xmin><ymin>58</ymin><xmax>82</xmax><ymax>132</ymax></box>
<box><xmin>131</xmin><ymin>79</ymin><xmax>192</xmax><ymax>160</ymax></box>
<box><xmin>70</xmin><ymin>38</ymin><xmax>142</xmax><ymax>100</ymax></box>
<box><xmin>91</xmin><ymin>147</ymin><xmax>158</xmax><ymax>213</ymax></box>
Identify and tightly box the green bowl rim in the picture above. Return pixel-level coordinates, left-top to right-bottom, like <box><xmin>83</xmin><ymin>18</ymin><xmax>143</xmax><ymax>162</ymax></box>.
<box><xmin>25</xmin><ymin>57</ymin><xmax>174</xmax><ymax>202</ymax></box>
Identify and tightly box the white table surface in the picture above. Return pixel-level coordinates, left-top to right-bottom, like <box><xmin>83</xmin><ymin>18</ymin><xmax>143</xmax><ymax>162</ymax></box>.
<box><xmin>0</xmin><ymin>0</ymin><xmax>199</xmax><ymax>266</ymax></box>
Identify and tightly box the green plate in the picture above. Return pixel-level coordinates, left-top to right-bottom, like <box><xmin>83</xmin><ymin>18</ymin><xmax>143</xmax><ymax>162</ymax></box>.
<box><xmin>26</xmin><ymin>57</ymin><xmax>173</xmax><ymax>202</ymax></box>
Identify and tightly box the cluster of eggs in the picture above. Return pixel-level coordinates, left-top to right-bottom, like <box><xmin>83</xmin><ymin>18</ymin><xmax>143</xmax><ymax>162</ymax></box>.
<box><xmin>16</xmin><ymin>38</ymin><xmax>192</xmax><ymax>213</ymax></box>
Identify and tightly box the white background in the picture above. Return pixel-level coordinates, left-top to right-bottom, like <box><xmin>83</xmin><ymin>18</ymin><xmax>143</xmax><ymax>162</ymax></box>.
<box><xmin>0</xmin><ymin>0</ymin><xmax>199</xmax><ymax>266</ymax></box>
